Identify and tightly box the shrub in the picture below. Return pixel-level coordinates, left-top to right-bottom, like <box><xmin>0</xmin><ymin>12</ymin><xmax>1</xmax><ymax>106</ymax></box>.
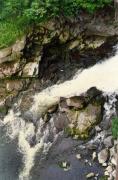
<box><xmin>0</xmin><ymin>0</ymin><xmax>113</xmax><ymax>48</ymax></box>
<box><xmin>24</xmin><ymin>0</ymin><xmax>113</xmax><ymax>22</ymax></box>
<box><xmin>0</xmin><ymin>18</ymin><xmax>27</xmax><ymax>49</ymax></box>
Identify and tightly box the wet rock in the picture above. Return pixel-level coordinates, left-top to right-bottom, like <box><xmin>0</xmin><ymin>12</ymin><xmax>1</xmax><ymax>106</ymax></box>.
<box><xmin>104</xmin><ymin>171</ymin><xmax>109</xmax><ymax>176</ymax></box>
<box><xmin>86</xmin><ymin>23</ymin><xmax>118</xmax><ymax>37</ymax></box>
<box><xmin>43</xmin><ymin>113</ymin><xmax>52</xmax><ymax>123</ymax></box>
<box><xmin>6</xmin><ymin>80</ymin><xmax>24</xmax><ymax>92</ymax></box>
<box><xmin>76</xmin><ymin>154</ymin><xmax>81</xmax><ymax>160</ymax></box>
<box><xmin>98</xmin><ymin>148</ymin><xmax>109</xmax><ymax>164</ymax></box>
<box><xmin>95</xmin><ymin>125</ymin><xmax>102</xmax><ymax>132</ymax></box>
<box><xmin>112</xmin><ymin>170</ymin><xmax>116</xmax><ymax>178</ymax></box>
<box><xmin>0</xmin><ymin>102</ymin><xmax>8</xmax><ymax>117</ymax></box>
<box><xmin>22</xmin><ymin>62</ymin><xmax>39</xmax><ymax>77</ymax></box>
<box><xmin>59</xmin><ymin>97</ymin><xmax>69</xmax><ymax>112</ymax></box>
<box><xmin>66</xmin><ymin>103</ymin><xmax>101</xmax><ymax>138</ymax></box>
<box><xmin>0</xmin><ymin>81</ymin><xmax>14</xmax><ymax>109</ymax></box>
<box><xmin>48</xmin><ymin>104</ymin><xmax>58</xmax><ymax>113</ymax></box>
<box><xmin>0</xmin><ymin>79</ymin><xmax>30</xmax><ymax>113</ymax></box>
<box><xmin>102</xmin><ymin>163</ymin><xmax>107</xmax><ymax>167</ymax></box>
<box><xmin>53</xmin><ymin>113</ymin><xmax>69</xmax><ymax>132</ymax></box>
<box><xmin>86</xmin><ymin>87</ymin><xmax>102</xmax><ymax>102</ymax></box>
<box><xmin>0</xmin><ymin>38</ymin><xmax>26</xmax><ymax>78</ymax></box>
<box><xmin>85</xmin><ymin>37</ymin><xmax>106</xmax><ymax>49</ymax></box>
<box><xmin>86</xmin><ymin>143</ymin><xmax>97</xmax><ymax>150</ymax></box>
<box><xmin>105</xmin><ymin>165</ymin><xmax>113</xmax><ymax>173</ymax></box>
<box><xmin>110</xmin><ymin>146</ymin><xmax>116</xmax><ymax>157</ymax></box>
<box><xmin>0</xmin><ymin>37</ymin><xmax>26</xmax><ymax>78</ymax></box>
<box><xmin>0</xmin><ymin>82</ymin><xmax>7</xmax><ymax>101</ymax></box>
<box><xmin>42</xmin><ymin>20</ymin><xmax>56</xmax><ymax>31</ymax></box>
<box><xmin>66</xmin><ymin>96</ymin><xmax>85</xmax><ymax>109</ymax></box>
<box><xmin>76</xmin><ymin>154</ymin><xmax>82</xmax><ymax>160</ymax></box>
<box><xmin>59</xmin><ymin>88</ymin><xmax>103</xmax><ymax>125</ymax></box>
<box><xmin>76</xmin><ymin>104</ymin><xmax>101</xmax><ymax>133</ymax></box>
<box><xmin>0</xmin><ymin>61</ymin><xmax>20</xmax><ymax>78</ymax></box>
<box><xmin>92</xmin><ymin>152</ymin><xmax>97</xmax><ymax>160</ymax></box>
<box><xmin>86</xmin><ymin>172</ymin><xmax>95</xmax><ymax>179</ymax></box>
<box><xmin>23</xmin><ymin>111</ymin><xmax>37</xmax><ymax>123</ymax></box>
<box><xmin>68</xmin><ymin>39</ymin><xmax>80</xmax><ymax>50</ymax></box>
<box><xmin>12</xmin><ymin>36</ymin><xmax>26</xmax><ymax>53</ymax></box>
<box><xmin>111</xmin><ymin>157</ymin><xmax>117</xmax><ymax>166</ymax></box>
<box><xmin>19</xmin><ymin>91</ymin><xmax>34</xmax><ymax>118</ymax></box>
<box><xmin>0</xmin><ymin>47</ymin><xmax>12</xmax><ymax>64</ymax></box>
<box><xmin>59</xmin><ymin>31</ymin><xmax>70</xmax><ymax>43</ymax></box>
<box><xmin>104</xmin><ymin>136</ymin><xmax>113</xmax><ymax>148</ymax></box>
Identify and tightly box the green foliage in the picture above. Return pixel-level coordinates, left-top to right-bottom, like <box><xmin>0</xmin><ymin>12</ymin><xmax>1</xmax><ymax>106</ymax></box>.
<box><xmin>24</xmin><ymin>0</ymin><xmax>113</xmax><ymax>22</ymax></box>
<box><xmin>0</xmin><ymin>19</ymin><xmax>26</xmax><ymax>49</ymax></box>
<box><xmin>0</xmin><ymin>0</ymin><xmax>30</xmax><ymax>49</ymax></box>
<box><xmin>99</xmin><ymin>176</ymin><xmax>108</xmax><ymax>180</ymax></box>
<box><xmin>112</xmin><ymin>117</ymin><xmax>118</xmax><ymax>139</ymax></box>
<box><xmin>0</xmin><ymin>0</ymin><xmax>113</xmax><ymax>48</ymax></box>
<box><xmin>75</xmin><ymin>0</ymin><xmax>112</xmax><ymax>13</ymax></box>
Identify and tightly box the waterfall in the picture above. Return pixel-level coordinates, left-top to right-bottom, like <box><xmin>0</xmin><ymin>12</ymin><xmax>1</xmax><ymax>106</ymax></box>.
<box><xmin>1</xmin><ymin>109</ymin><xmax>59</xmax><ymax>180</ymax></box>
<box><xmin>1</xmin><ymin>45</ymin><xmax>118</xmax><ymax>179</ymax></box>
<box><xmin>29</xmin><ymin>46</ymin><xmax>118</xmax><ymax>118</ymax></box>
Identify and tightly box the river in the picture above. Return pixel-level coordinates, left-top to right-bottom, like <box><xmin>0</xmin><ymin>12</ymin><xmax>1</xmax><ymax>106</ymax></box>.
<box><xmin>0</xmin><ymin>45</ymin><xmax>118</xmax><ymax>180</ymax></box>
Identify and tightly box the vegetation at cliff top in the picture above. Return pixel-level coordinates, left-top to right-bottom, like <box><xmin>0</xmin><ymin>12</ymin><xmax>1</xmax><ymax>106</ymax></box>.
<box><xmin>0</xmin><ymin>0</ymin><xmax>113</xmax><ymax>49</ymax></box>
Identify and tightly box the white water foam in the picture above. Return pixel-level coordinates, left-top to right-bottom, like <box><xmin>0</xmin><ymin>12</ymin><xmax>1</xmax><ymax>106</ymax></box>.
<box><xmin>30</xmin><ymin>47</ymin><xmax>118</xmax><ymax>116</ymax></box>
<box><xmin>103</xmin><ymin>93</ymin><xmax>117</xmax><ymax>121</ymax></box>
<box><xmin>1</xmin><ymin>46</ymin><xmax>118</xmax><ymax>179</ymax></box>
<box><xmin>2</xmin><ymin>110</ymin><xmax>58</xmax><ymax>180</ymax></box>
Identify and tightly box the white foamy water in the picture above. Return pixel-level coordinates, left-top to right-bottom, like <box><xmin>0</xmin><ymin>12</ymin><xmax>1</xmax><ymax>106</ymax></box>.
<box><xmin>2</xmin><ymin>110</ymin><xmax>58</xmax><ymax>180</ymax></box>
<box><xmin>31</xmin><ymin>48</ymin><xmax>118</xmax><ymax>116</ymax></box>
<box><xmin>103</xmin><ymin>93</ymin><xmax>117</xmax><ymax>121</ymax></box>
<box><xmin>1</xmin><ymin>46</ymin><xmax>118</xmax><ymax>180</ymax></box>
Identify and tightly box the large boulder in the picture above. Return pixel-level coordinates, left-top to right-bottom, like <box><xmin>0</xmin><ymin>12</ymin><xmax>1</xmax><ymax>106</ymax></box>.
<box><xmin>66</xmin><ymin>103</ymin><xmax>102</xmax><ymax>138</ymax></box>
<box><xmin>12</xmin><ymin>36</ymin><xmax>26</xmax><ymax>53</ymax></box>
<box><xmin>0</xmin><ymin>79</ymin><xmax>30</xmax><ymax>119</ymax></box>
<box><xmin>0</xmin><ymin>47</ymin><xmax>12</xmax><ymax>64</ymax></box>
<box><xmin>0</xmin><ymin>61</ymin><xmax>20</xmax><ymax>78</ymax></box>
<box><xmin>22</xmin><ymin>62</ymin><xmax>39</xmax><ymax>77</ymax></box>
<box><xmin>0</xmin><ymin>37</ymin><xmax>26</xmax><ymax>78</ymax></box>
<box><xmin>59</xmin><ymin>88</ymin><xmax>103</xmax><ymax>138</ymax></box>
<box><xmin>98</xmin><ymin>148</ymin><xmax>109</xmax><ymax>164</ymax></box>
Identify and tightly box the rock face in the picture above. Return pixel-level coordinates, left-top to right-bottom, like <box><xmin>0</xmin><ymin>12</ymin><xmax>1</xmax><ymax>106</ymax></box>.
<box><xmin>0</xmin><ymin>61</ymin><xmax>20</xmax><ymax>78</ymax></box>
<box><xmin>98</xmin><ymin>148</ymin><xmax>109</xmax><ymax>164</ymax></box>
<box><xmin>103</xmin><ymin>136</ymin><xmax>113</xmax><ymax>148</ymax></box>
<box><xmin>0</xmin><ymin>11</ymin><xmax>117</xmax><ymax>80</ymax></box>
<box><xmin>0</xmin><ymin>47</ymin><xmax>12</xmax><ymax>64</ymax></box>
<box><xmin>66</xmin><ymin>96</ymin><xmax>85</xmax><ymax>109</ymax></box>
<box><xmin>0</xmin><ymin>37</ymin><xmax>26</xmax><ymax>78</ymax></box>
<box><xmin>22</xmin><ymin>62</ymin><xmax>39</xmax><ymax>77</ymax></box>
<box><xmin>0</xmin><ymin>79</ymin><xmax>30</xmax><ymax>118</ymax></box>
<box><xmin>65</xmin><ymin>102</ymin><xmax>102</xmax><ymax>138</ymax></box>
<box><xmin>0</xmin><ymin>11</ymin><xmax>117</xmax><ymax>180</ymax></box>
<box><xmin>53</xmin><ymin>88</ymin><xmax>103</xmax><ymax>138</ymax></box>
<box><xmin>12</xmin><ymin>37</ymin><xmax>26</xmax><ymax>53</ymax></box>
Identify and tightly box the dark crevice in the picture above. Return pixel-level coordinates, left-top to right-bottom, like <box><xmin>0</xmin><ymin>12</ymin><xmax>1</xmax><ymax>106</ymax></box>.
<box><xmin>38</xmin><ymin>37</ymin><xmax>70</xmax><ymax>82</ymax></box>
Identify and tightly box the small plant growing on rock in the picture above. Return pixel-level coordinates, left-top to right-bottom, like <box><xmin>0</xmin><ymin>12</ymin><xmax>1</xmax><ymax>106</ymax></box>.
<box><xmin>58</xmin><ymin>161</ymin><xmax>70</xmax><ymax>171</ymax></box>
<box><xmin>112</xmin><ymin>117</ymin><xmax>118</xmax><ymax>138</ymax></box>
<box><xmin>112</xmin><ymin>117</ymin><xmax>118</xmax><ymax>180</ymax></box>
<box><xmin>100</xmin><ymin>176</ymin><xmax>108</xmax><ymax>180</ymax></box>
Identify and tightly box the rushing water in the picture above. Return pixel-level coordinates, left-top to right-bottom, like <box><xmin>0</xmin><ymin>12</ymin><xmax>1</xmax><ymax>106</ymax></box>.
<box><xmin>0</xmin><ymin>45</ymin><xmax>118</xmax><ymax>179</ymax></box>
<box><xmin>29</xmin><ymin>45</ymin><xmax>118</xmax><ymax>118</ymax></box>
<box><xmin>0</xmin><ymin>109</ymin><xmax>59</xmax><ymax>180</ymax></box>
